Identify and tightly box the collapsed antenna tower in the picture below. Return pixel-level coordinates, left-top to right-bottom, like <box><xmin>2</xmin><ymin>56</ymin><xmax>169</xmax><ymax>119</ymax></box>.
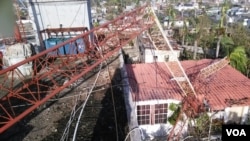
<box><xmin>0</xmin><ymin>4</ymin><xmax>154</xmax><ymax>133</ymax></box>
<box><xmin>198</xmin><ymin>56</ymin><xmax>229</xmax><ymax>78</ymax></box>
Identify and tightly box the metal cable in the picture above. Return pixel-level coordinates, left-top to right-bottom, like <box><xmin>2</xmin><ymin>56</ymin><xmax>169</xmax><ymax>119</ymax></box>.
<box><xmin>72</xmin><ymin>43</ymin><xmax>104</xmax><ymax>141</ymax></box>
<box><xmin>72</xmin><ymin>62</ymin><xmax>103</xmax><ymax>141</ymax></box>
<box><xmin>60</xmin><ymin>91</ymin><xmax>80</xmax><ymax>141</ymax></box>
<box><xmin>60</xmin><ymin>53</ymin><xmax>103</xmax><ymax>141</ymax></box>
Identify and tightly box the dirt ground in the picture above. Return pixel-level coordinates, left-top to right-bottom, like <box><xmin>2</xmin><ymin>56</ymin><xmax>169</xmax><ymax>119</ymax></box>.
<box><xmin>0</xmin><ymin>53</ymin><xmax>129</xmax><ymax>141</ymax></box>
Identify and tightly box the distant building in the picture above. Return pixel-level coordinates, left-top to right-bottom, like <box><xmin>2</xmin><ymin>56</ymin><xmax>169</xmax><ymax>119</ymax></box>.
<box><xmin>163</xmin><ymin>19</ymin><xmax>190</xmax><ymax>29</ymax></box>
<box><xmin>174</xmin><ymin>2</ymin><xmax>199</xmax><ymax>12</ymax></box>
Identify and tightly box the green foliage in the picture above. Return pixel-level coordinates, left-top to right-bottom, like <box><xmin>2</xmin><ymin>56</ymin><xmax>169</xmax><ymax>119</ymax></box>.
<box><xmin>220</xmin><ymin>36</ymin><xmax>234</xmax><ymax>57</ymax></box>
<box><xmin>168</xmin><ymin>104</ymin><xmax>181</xmax><ymax>125</ymax></box>
<box><xmin>180</xmin><ymin>48</ymin><xmax>193</xmax><ymax>60</ymax></box>
<box><xmin>211</xmin><ymin>119</ymin><xmax>223</xmax><ymax>134</ymax></box>
<box><xmin>230</xmin><ymin>46</ymin><xmax>248</xmax><ymax>75</ymax></box>
<box><xmin>185</xmin><ymin>14</ymin><xmax>211</xmax><ymax>45</ymax></box>
<box><xmin>169</xmin><ymin>103</ymin><xmax>178</xmax><ymax>111</ymax></box>
<box><xmin>220</xmin><ymin>1</ymin><xmax>229</xmax><ymax>28</ymax></box>
<box><xmin>196</xmin><ymin>113</ymin><xmax>209</xmax><ymax>131</ymax></box>
<box><xmin>230</xmin><ymin>24</ymin><xmax>250</xmax><ymax>47</ymax></box>
<box><xmin>165</xmin><ymin>5</ymin><xmax>176</xmax><ymax>21</ymax></box>
<box><xmin>200</xmin><ymin>33</ymin><xmax>215</xmax><ymax>58</ymax></box>
<box><xmin>189</xmin><ymin>114</ymin><xmax>223</xmax><ymax>139</ymax></box>
<box><xmin>189</xmin><ymin>113</ymin><xmax>210</xmax><ymax>139</ymax></box>
<box><xmin>93</xmin><ymin>22</ymin><xmax>100</xmax><ymax>27</ymax></box>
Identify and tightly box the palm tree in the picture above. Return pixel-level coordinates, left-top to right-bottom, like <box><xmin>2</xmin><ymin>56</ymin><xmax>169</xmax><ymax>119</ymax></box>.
<box><xmin>230</xmin><ymin>46</ymin><xmax>248</xmax><ymax>75</ymax></box>
<box><xmin>215</xmin><ymin>0</ymin><xmax>229</xmax><ymax>58</ymax></box>
<box><xmin>220</xmin><ymin>36</ymin><xmax>234</xmax><ymax>57</ymax></box>
<box><xmin>167</xmin><ymin>4</ymin><xmax>176</xmax><ymax>23</ymax></box>
<box><xmin>187</xmin><ymin>14</ymin><xmax>211</xmax><ymax>60</ymax></box>
<box><xmin>181</xmin><ymin>20</ymin><xmax>189</xmax><ymax>46</ymax></box>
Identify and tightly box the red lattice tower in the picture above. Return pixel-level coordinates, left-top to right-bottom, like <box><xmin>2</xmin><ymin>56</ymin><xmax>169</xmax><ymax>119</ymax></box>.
<box><xmin>0</xmin><ymin>4</ymin><xmax>154</xmax><ymax>133</ymax></box>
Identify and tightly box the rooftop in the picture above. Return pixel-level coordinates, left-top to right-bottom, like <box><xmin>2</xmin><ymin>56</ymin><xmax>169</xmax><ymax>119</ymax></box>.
<box><xmin>125</xmin><ymin>59</ymin><xmax>250</xmax><ymax>111</ymax></box>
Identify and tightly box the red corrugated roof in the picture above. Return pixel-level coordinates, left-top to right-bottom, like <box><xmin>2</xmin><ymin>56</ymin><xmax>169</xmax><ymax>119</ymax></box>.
<box><xmin>125</xmin><ymin>59</ymin><xmax>250</xmax><ymax>110</ymax></box>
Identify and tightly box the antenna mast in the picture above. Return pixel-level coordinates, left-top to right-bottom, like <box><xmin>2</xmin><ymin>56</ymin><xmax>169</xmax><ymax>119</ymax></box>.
<box><xmin>150</xmin><ymin>7</ymin><xmax>197</xmax><ymax>97</ymax></box>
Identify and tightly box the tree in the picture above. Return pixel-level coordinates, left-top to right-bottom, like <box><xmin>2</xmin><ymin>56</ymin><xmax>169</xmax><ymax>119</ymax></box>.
<box><xmin>166</xmin><ymin>4</ymin><xmax>177</xmax><ymax>22</ymax></box>
<box><xmin>188</xmin><ymin>113</ymin><xmax>223</xmax><ymax>140</ymax></box>
<box><xmin>200</xmin><ymin>32</ymin><xmax>215</xmax><ymax>58</ymax></box>
<box><xmin>187</xmin><ymin>14</ymin><xmax>211</xmax><ymax>60</ymax></box>
<box><xmin>215</xmin><ymin>0</ymin><xmax>230</xmax><ymax>58</ymax></box>
<box><xmin>230</xmin><ymin>46</ymin><xmax>248</xmax><ymax>75</ymax></box>
<box><xmin>230</xmin><ymin>24</ymin><xmax>250</xmax><ymax>50</ymax></box>
<box><xmin>168</xmin><ymin>103</ymin><xmax>181</xmax><ymax>125</ymax></box>
<box><xmin>177</xmin><ymin>19</ymin><xmax>189</xmax><ymax>47</ymax></box>
<box><xmin>188</xmin><ymin>113</ymin><xmax>210</xmax><ymax>140</ymax></box>
<box><xmin>220</xmin><ymin>36</ymin><xmax>234</xmax><ymax>57</ymax></box>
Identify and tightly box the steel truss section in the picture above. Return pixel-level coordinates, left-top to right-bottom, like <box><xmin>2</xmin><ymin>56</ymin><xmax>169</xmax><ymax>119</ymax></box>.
<box><xmin>0</xmin><ymin>4</ymin><xmax>154</xmax><ymax>133</ymax></box>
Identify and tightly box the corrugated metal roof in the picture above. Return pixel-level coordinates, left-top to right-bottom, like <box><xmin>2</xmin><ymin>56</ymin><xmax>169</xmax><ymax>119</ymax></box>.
<box><xmin>125</xmin><ymin>59</ymin><xmax>250</xmax><ymax>111</ymax></box>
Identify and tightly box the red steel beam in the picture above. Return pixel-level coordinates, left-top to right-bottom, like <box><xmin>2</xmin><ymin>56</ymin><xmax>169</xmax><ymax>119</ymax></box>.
<box><xmin>40</xmin><ymin>27</ymin><xmax>89</xmax><ymax>39</ymax></box>
<box><xmin>0</xmin><ymin>4</ymin><xmax>154</xmax><ymax>133</ymax></box>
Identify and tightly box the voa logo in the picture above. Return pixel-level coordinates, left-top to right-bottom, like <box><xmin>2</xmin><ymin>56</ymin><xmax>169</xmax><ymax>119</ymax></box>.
<box><xmin>226</xmin><ymin>129</ymin><xmax>246</xmax><ymax>136</ymax></box>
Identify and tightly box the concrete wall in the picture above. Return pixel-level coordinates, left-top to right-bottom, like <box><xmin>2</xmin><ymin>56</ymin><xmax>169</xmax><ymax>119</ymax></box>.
<box><xmin>3</xmin><ymin>43</ymin><xmax>33</xmax><ymax>77</ymax></box>
<box><xmin>224</xmin><ymin>106</ymin><xmax>250</xmax><ymax>124</ymax></box>
<box><xmin>121</xmin><ymin>46</ymin><xmax>182</xmax><ymax>140</ymax></box>
<box><xmin>144</xmin><ymin>49</ymin><xmax>180</xmax><ymax>63</ymax></box>
<box><xmin>164</xmin><ymin>20</ymin><xmax>190</xmax><ymax>29</ymax></box>
<box><xmin>136</xmin><ymin>99</ymin><xmax>183</xmax><ymax>140</ymax></box>
<box><xmin>120</xmin><ymin>49</ymin><xmax>142</xmax><ymax>141</ymax></box>
<box><xmin>209</xmin><ymin>106</ymin><xmax>250</xmax><ymax>124</ymax></box>
<box><xmin>26</xmin><ymin>0</ymin><xmax>92</xmax><ymax>45</ymax></box>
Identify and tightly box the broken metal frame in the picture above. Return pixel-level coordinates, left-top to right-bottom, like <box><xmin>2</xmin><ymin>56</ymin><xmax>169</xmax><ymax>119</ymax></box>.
<box><xmin>0</xmin><ymin>4</ymin><xmax>154</xmax><ymax>133</ymax></box>
<box><xmin>40</xmin><ymin>27</ymin><xmax>89</xmax><ymax>39</ymax></box>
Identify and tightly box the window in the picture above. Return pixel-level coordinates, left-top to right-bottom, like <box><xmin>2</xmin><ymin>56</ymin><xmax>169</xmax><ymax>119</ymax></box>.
<box><xmin>137</xmin><ymin>103</ymin><xmax>168</xmax><ymax>125</ymax></box>
<box><xmin>155</xmin><ymin>104</ymin><xmax>168</xmax><ymax>124</ymax></box>
<box><xmin>137</xmin><ymin>105</ymin><xmax>150</xmax><ymax>125</ymax></box>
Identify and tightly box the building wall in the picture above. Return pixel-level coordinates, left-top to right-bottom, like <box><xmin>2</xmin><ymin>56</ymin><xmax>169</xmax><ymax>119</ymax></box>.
<box><xmin>209</xmin><ymin>106</ymin><xmax>250</xmax><ymax>124</ymax></box>
<box><xmin>135</xmin><ymin>100</ymin><xmax>182</xmax><ymax>140</ymax></box>
<box><xmin>164</xmin><ymin>20</ymin><xmax>190</xmax><ymax>29</ymax></box>
<box><xmin>121</xmin><ymin>50</ymin><xmax>184</xmax><ymax>140</ymax></box>
<box><xmin>224</xmin><ymin>106</ymin><xmax>250</xmax><ymax>124</ymax></box>
<box><xmin>2</xmin><ymin>43</ymin><xmax>33</xmax><ymax>77</ymax></box>
<box><xmin>144</xmin><ymin>49</ymin><xmax>180</xmax><ymax>63</ymax></box>
<box><xmin>120</xmin><ymin>49</ymin><xmax>142</xmax><ymax>141</ymax></box>
<box><xmin>26</xmin><ymin>0</ymin><xmax>92</xmax><ymax>45</ymax></box>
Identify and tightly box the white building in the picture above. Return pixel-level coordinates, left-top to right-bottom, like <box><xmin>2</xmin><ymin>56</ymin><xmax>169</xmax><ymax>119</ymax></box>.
<box><xmin>2</xmin><ymin>43</ymin><xmax>34</xmax><ymax>78</ymax></box>
<box><xmin>174</xmin><ymin>3</ymin><xmax>199</xmax><ymax>12</ymax></box>
<box><xmin>25</xmin><ymin>0</ymin><xmax>92</xmax><ymax>45</ymax></box>
<box><xmin>137</xmin><ymin>32</ymin><xmax>180</xmax><ymax>63</ymax></box>
<box><xmin>164</xmin><ymin>20</ymin><xmax>190</xmax><ymax>29</ymax></box>
<box><xmin>122</xmin><ymin>59</ymin><xmax>250</xmax><ymax>140</ymax></box>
